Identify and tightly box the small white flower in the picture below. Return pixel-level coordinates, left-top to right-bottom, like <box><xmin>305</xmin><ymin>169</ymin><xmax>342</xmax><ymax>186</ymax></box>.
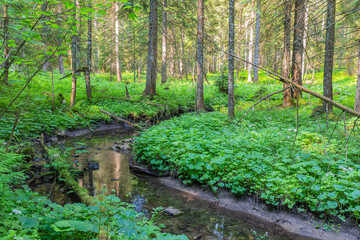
<box><xmin>12</xmin><ymin>209</ymin><xmax>22</xmax><ymax>215</ymax></box>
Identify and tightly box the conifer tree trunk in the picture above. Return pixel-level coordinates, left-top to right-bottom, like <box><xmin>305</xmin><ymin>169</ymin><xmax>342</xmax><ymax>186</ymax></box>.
<box><xmin>247</xmin><ymin>0</ymin><xmax>255</xmax><ymax>83</ymax></box>
<box><xmin>94</xmin><ymin>13</ymin><xmax>99</xmax><ymax>73</ymax></box>
<box><xmin>228</xmin><ymin>0</ymin><xmax>235</xmax><ymax>117</ymax></box>
<box><xmin>144</xmin><ymin>0</ymin><xmax>158</xmax><ymax>96</ymax></box>
<box><xmin>161</xmin><ymin>0</ymin><xmax>167</xmax><ymax>84</ymax></box>
<box><xmin>196</xmin><ymin>0</ymin><xmax>205</xmax><ymax>111</ymax></box>
<box><xmin>3</xmin><ymin>4</ymin><xmax>9</xmax><ymax>84</ymax></box>
<box><xmin>253</xmin><ymin>0</ymin><xmax>261</xmax><ymax>83</ymax></box>
<box><xmin>75</xmin><ymin>0</ymin><xmax>80</xmax><ymax>73</ymax></box>
<box><xmin>354</xmin><ymin>43</ymin><xmax>360</xmax><ymax>112</ymax></box>
<box><xmin>282</xmin><ymin>0</ymin><xmax>292</xmax><ymax>106</ymax></box>
<box><xmin>180</xmin><ymin>33</ymin><xmax>185</xmax><ymax>78</ymax></box>
<box><xmin>301</xmin><ymin>4</ymin><xmax>308</xmax><ymax>81</ymax></box>
<box><xmin>322</xmin><ymin>0</ymin><xmax>336</xmax><ymax>112</ymax></box>
<box><xmin>85</xmin><ymin>0</ymin><xmax>93</xmax><ymax>101</ymax></box>
<box><xmin>70</xmin><ymin>0</ymin><xmax>77</xmax><ymax>107</ymax></box>
<box><xmin>115</xmin><ymin>1</ymin><xmax>122</xmax><ymax>82</ymax></box>
<box><xmin>236</xmin><ymin>8</ymin><xmax>243</xmax><ymax>80</ymax></box>
<box><xmin>291</xmin><ymin>0</ymin><xmax>306</xmax><ymax>99</ymax></box>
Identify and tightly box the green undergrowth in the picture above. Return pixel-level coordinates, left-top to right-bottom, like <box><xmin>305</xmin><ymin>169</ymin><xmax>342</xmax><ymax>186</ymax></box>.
<box><xmin>0</xmin><ymin>70</ymin><xmax>356</xmax><ymax>142</ymax></box>
<box><xmin>133</xmin><ymin>110</ymin><xmax>360</xmax><ymax>226</ymax></box>
<box><xmin>0</xmin><ymin>143</ymin><xmax>187</xmax><ymax>239</ymax></box>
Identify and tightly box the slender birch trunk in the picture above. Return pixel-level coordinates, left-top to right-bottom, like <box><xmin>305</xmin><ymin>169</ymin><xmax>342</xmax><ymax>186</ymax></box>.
<box><xmin>282</xmin><ymin>0</ymin><xmax>292</xmax><ymax>106</ymax></box>
<box><xmin>253</xmin><ymin>0</ymin><xmax>261</xmax><ymax>83</ymax></box>
<box><xmin>196</xmin><ymin>0</ymin><xmax>205</xmax><ymax>111</ymax></box>
<box><xmin>228</xmin><ymin>0</ymin><xmax>235</xmax><ymax>117</ymax></box>
<box><xmin>115</xmin><ymin>1</ymin><xmax>122</xmax><ymax>82</ymax></box>
<box><xmin>247</xmin><ymin>0</ymin><xmax>255</xmax><ymax>83</ymax></box>
<box><xmin>354</xmin><ymin>43</ymin><xmax>360</xmax><ymax>112</ymax></box>
<box><xmin>85</xmin><ymin>0</ymin><xmax>93</xmax><ymax>101</ymax></box>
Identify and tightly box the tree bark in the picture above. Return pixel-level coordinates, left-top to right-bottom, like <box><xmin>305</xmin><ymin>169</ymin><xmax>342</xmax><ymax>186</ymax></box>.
<box><xmin>85</xmin><ymin>0</ymin><xmax>93</xmax><ymax>101</ymax></box>
<box><xmin>354</xmin><ymin>43</ymin><xmax>360</xmax><ymax>112</ymax></box>
<box><xmin>75</xmin><ymin>0</ymin><xmax>80</xmax><ymax>73</ymax></box>
<box><xmin>282</xmin><ymin>0</ymin><xmax>292</xmax><ymax>106</ymax></box>
<box><xmin>322</xmin><ymin>0</ymin><xmax>336</xmax><ymax>112</ymax></box>
<box><xmin>291</xmin><ymin>0</ymin><xmax>306</xmax><ymax>99</ymax></box>
<box><xmin>144</xmin><ymin>0</ymin><xmax>158</xmax><ymax>96</ymax></box>
<box><xmin>301</xmin><ymin>3</ymin><xmax>308</xmax><ymax>82</ymax></box>
<box><xmin>237</xmin><ymin>8</ymin><xmax>243</xmax><ymax>80</ymax></box>
<box><xmin>3</xmin><ymin>4</ymin><xmax>9</xmax><ymax>83</ymax></box>
<box><xmin>70</xmin><ymin>1</ymin><xmax>77</xmax><ymax>107</ymax></box>
<box><xmin>180</xmin><ymin>33</ymin><xmax>185</xmax><ymax>78</ymax></box>
<box><xmin>196</xmin><ymin>0</ymin><xmax>205</xmax><ymax>111</ymax></box>
<box><xmin>115</xmin><ymin>1</ymin><xmax>122</xmax><ymax>82</ymax></box>
<box><xmin>247</xmin><ymin>0</ymin><xmax>255</xmax><ymax>83</ymax></box>
<box><xmin>161</xmin><ymin>0</ymin><xmax>167</xmax><ymax>84</ymax></box>
<box><xmin>94</xmin><ymin>12</ymin><xmax>99</xmax><ymax>73</ymax></box>
<box><xmin>228</xmin><ymin>0</ymin><xmax>235</xmax><ymax>117</ymax></box>
<box><xmin>253</xmin><ymin>0</ymin><xmax>261</xmax><ymax>83</ymax></box>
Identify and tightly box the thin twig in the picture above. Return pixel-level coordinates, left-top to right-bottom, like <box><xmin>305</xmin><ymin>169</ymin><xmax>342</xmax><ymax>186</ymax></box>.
<box><xmin>290</xmin><ymin>96</ymin><xmax>300</xmax><ymax>157</ymax></box>
<box><xmin>343</xmin><ymin>112</ymin><xmax>348</xmax><ymax>163</ymax></box>
<box><xmin>241</xmin><ymin>86</ymin><xmax>290</xmax><ymax>121</ymax></box>
<box><xmin>0</xmin><ymin>24</ymin><xmax>73</xmax><ymax>119</ymax></box>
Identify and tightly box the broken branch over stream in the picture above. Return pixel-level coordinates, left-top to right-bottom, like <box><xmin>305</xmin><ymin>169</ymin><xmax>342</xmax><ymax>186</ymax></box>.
<box><xmin>222</xmin><ymin>50</ymin><xmax>360</xmax><ymax>118</ymax></box>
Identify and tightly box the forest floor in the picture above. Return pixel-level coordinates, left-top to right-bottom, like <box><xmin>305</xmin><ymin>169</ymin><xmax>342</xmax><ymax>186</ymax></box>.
<box><xmin>0</xmin><ymin>69</ymin><xmax>359</xmax><ymax>238</ymax></box>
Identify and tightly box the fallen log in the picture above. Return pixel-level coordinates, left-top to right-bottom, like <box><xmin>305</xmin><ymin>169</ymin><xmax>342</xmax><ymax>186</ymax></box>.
<box><xmin>99</xmin><ymin>109</ymin><xmax>135</xmax><ymax>127</ymax></box>
<box><xmin>40</xmin><ymin>133</ymin><xmax>95</xmax><ymax>206</ymax></box>
<box><xmin>222</xmin><ymin>50</ymin><xmax>360</xmax><ymax>118</ymax></box>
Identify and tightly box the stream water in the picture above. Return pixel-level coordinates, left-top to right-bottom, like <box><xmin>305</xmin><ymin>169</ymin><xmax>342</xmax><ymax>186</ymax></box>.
<box><xmin>54</xmin><ymin>131</ymin><xmax>304</xmax><ymax>240</ymax></box>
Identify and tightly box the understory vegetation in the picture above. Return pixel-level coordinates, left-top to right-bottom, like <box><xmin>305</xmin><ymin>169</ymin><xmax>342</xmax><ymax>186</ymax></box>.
<box><xmin>133</xmin><ymin>71</ymin><xmax>360</xmax><ymax>227</ymax></box>
<box><xmin>0</xmin><ymin>70</ymin><xmax>359</xmax><ymax>237</ymax></box>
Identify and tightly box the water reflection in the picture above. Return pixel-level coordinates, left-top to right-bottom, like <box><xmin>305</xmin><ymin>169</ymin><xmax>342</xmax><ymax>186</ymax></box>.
<box><xmin>64</xmin><ymin>134</ymin><xmax>296</xmax><ymax>240</ymax></box>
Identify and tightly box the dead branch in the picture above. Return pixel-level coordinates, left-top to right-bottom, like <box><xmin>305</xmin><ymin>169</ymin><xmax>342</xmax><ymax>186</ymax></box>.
<box><xmin>99</xmin><ymin>109</ymin><xmax>136</xmax><ymax>127</ymax></box>
<box><xmin>241</xmin><ymin>87</ymin><xmax>290</xmax><ymax>120</ymax></box>
<box><xmin>221</xmin><ymin>50</ymin><xmax>360</xmax><ymax>118</ymax></box>
<box><xmin>0</xmin><ymin>24</ymin><xmax>73</xmax><ymax>119</ymax></box>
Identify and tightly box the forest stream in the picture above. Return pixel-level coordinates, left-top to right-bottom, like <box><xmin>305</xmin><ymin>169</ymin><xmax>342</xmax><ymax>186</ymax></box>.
<box><xmin>33</xmin><ymin>130</ymin><xmax>314</xmax><ymax>240</ymax></box>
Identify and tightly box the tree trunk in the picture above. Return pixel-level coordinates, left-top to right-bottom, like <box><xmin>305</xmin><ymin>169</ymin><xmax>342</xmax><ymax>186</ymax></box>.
<box><xmin>161</xmin><ymin>0</ymin><xmax>167</xmax><ymax>84</ymax></box>
<box><xmin>290</xmin><ymin>0</ymin><xmax>306</xmax><ymax>99</ymax></box>
<box><xmin>3</xmin><ymin>4</ymin><xmax>9</xmax><ymax>83</ymax></box>
<box><xmin>144</xmin><ymin>0</ymin><xmax>158</xmax><ymax>96</ymax></box>
<box><xmin>236</xmin><ymin>9</ymin><xmax>243</xmax><ymax>80</ymax></box>
<box><xmin>70</xmin><ymin>1</ymin><xmax>77</xmax><ymax>107</ymax></box>
<box><xmin>56</xmin><ymin>0</ymin><xmax>65</xmax><ymax>75</ymax></box>
<box><xmin>85</xmin><ymin>0</ymin><xmax>93</xmax><ymax>101</ymax></box>
<box><xmin>94</xmin><ymin>13</ymin><xmax>99</xmax><ymax>73</ymax></box>
<box><xmin>322</xmin><ymin>0</ymin><xmax>336</xmax><ymax>112</ymax></box>
<box><xmin>180</xmin><ymin>33</ymin><xmax>185</xmax><ymax>78</ymax></box>
<box><xmin>282</xmin><ymin>0</ymin><xmax>292</xmax><ymax>106</ymax></box>
<box><xmin>196</xmin><ymin>0</ymin><xmax>205</xmax><ymax>111</ymax></box>
<box><xmin>228</xmin><ymin>0</ymin><xmax>235</xmax><ymax>117</ymax></box>
<box><xmin>301</xmin><ymin>3</ymin><xmax>308</xmax><ymax>81</ymax></box>
<box><xmin>115</xmin><ymin>1</ymin><xmax>122</xmax><ymax>82</ymax></box>
<box><xmin>253</xmin><ymin>0</ymin><xmax>261</xmax><ymax>83</ymax></box>
<box><xmin>247</xmin><ymin>0</ymin><xmax>255</xmax><ymax>83</ymax></box>
<box><xmin>354</xmin><ymin>43</ymin><xmax>360</xmax><ymax>112</ymax></box>
<box><xmin>75</xmin><ymin>0</ymin><xmax>80</xmax><ymax>73</ymax></box>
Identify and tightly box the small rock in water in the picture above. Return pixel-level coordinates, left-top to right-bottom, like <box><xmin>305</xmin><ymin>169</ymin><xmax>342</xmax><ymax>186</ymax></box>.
<box><xmin>88</xmin><ymin>161</ymin><xmax>99</xmax><ymax>170</ymax></box>
<box><xmin>163</xmin><ymin>206</ymin><xmax>183</xmax><ymax>216</ymax></box>
<box><xmin>56</xmin><ymin>129</ymin><xmax>66</xmax><ymax>138</ymax></box>
<box><xmin>111</xmin><ymin>140</ymin><xmax>132</xmax><ymax>151</ymax></box>
<box><xmin>50</xmin><ymin>137</ymin><xmax>58</xmax><ymax>143</ymax></box>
